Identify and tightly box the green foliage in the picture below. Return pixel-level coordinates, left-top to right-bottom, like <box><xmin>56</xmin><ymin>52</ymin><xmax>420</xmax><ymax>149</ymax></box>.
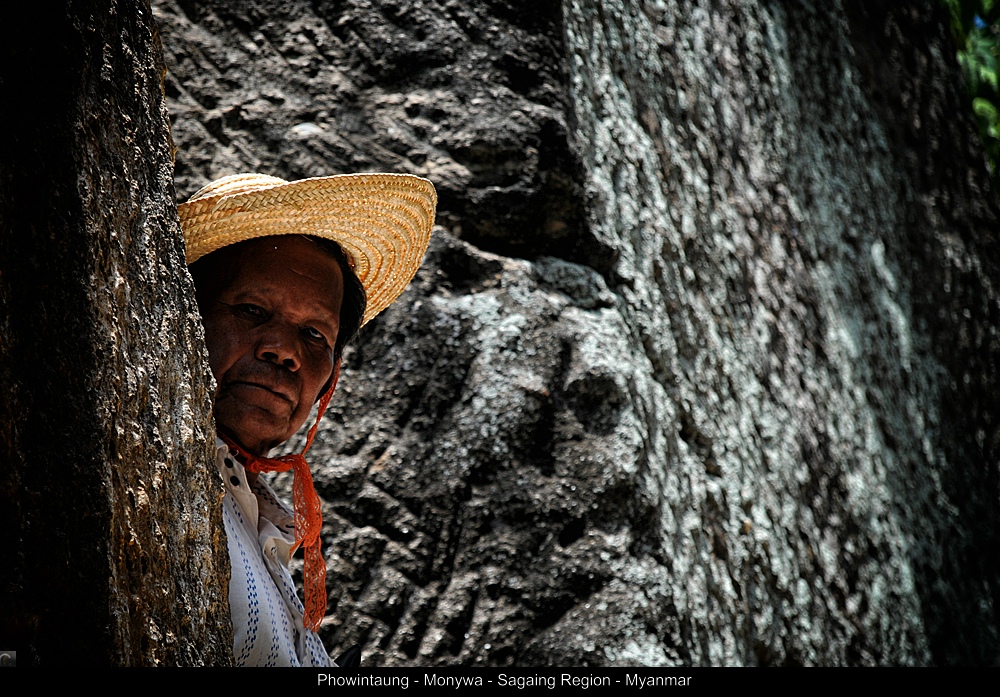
<box><xmin>943</xmin><ymin>0</ymin><xmax>1000</xmax><ymax>189</ymax></box>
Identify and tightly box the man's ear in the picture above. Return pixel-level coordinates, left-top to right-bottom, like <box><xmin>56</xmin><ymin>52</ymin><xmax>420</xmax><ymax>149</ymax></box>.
<box><xmin>318</xmin><ymin>358</ymin><xmax>342</xmax><ymax>402</ymax></box>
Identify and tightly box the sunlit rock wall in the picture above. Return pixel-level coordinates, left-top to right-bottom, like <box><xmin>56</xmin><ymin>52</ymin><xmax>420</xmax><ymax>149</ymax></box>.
<box><xmin>156</xmin><ymin>0</ymin><xmax>999</xmax><ymax>665</ymax></box>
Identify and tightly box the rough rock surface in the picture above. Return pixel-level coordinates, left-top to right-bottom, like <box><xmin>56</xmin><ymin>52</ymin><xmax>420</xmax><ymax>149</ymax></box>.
<box><xmin>155</xmin><ymin>0</ymin><xmax>999</xmax><ymax>665</ymax></box>
<box><xmin>0</xmin><ymin>1</ymin><xmax>231</xmax><ymax>666</ymax></box>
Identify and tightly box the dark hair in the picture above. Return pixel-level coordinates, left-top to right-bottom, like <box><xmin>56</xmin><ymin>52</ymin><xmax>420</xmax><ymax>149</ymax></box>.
<box><xmin>307</xmin><ymin>236</ymin><xmax>366</xmax><ymax>359</ymax></box>
<box><xmin>188</xmin><ymin>235</ymin><xmax>367</xmax><ymax>360</ymax></box>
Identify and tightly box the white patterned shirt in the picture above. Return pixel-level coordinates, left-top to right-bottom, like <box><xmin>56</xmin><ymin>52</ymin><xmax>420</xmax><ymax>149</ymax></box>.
<box><xmin>216</xmin><ymin>439</ymin><xmax>333</xmax><ymax>667</ymax></box>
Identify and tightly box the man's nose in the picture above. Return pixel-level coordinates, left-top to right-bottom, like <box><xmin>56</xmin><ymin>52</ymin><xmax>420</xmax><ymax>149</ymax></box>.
<box><xmin>255</xmin><ymin>321</ymin><xmax>301</xmax><ymax>370</ymax></box>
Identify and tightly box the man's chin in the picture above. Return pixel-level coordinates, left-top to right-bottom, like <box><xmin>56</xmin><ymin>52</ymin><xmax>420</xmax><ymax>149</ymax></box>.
<box><xmin>214</xmin><ymin>400</ymin><xmax>294</xmax><ymax>455</ymax></box>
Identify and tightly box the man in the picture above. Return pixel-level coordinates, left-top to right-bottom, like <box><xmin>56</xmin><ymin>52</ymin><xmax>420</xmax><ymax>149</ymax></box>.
<box><xmin>178</xmin><ymin>172</ymin><xmax>436</xmax><ymax>666</ymax></box>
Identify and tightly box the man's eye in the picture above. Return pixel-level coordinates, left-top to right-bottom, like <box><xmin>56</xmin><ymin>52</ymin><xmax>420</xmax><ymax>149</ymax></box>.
<box><xmin>302</xmin><ymin>327</ymin><xmax>326</xmax><ymax>343</ymax></box>
<box><xmin>234</xmin><ymin>304</ymin><xmax>265</xmax><ymax>319</ymax></box>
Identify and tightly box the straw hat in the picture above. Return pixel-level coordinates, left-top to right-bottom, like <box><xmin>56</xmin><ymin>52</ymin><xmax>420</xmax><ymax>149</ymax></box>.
<box><xmin>178</xmin><ymin>172</ymin><xmax>437</xmax><ymax>326</ymax></box>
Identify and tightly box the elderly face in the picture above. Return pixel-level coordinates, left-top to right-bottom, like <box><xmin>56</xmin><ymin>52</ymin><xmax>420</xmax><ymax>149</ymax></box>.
<box><xmin>199</xmin><ymin>236</ymin><xmax>343</xmax><ymax>455</ymax></box>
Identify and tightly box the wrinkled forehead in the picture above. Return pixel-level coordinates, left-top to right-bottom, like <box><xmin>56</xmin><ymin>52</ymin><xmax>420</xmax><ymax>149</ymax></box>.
<box><xmin>190</xmin><ymin>235</ymin><xmax>345</xmax><ymax>310</ymax></box>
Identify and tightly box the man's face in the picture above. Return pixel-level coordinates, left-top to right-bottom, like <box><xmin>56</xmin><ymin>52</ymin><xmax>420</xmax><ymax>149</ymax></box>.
<box><xmin>200</xmin><ymin>236</ymin><xmax>343</xmax><ymax>454</ymax></box>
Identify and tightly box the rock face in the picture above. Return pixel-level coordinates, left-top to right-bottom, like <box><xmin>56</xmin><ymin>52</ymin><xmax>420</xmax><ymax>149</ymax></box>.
<box><xmin>0</xmin><ymin>1</ymin><xmax>231</xmax><ymax>666</ymax></box>
<box><xmin>155</xmin><ymin>0</ymin><xmax>999</xmax><ymax>665</ymax></box>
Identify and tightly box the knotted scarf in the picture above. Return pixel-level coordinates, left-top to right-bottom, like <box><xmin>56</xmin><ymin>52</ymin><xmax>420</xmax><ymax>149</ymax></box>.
<box><xmin>220</xmin><ymin>363</ymin><xmax>339</xmax><ymax>633</ymax></box>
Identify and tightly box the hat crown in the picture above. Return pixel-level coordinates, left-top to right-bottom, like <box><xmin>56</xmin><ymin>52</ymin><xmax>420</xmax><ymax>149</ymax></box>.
<box><xmin>187</xmin><ymin>173</ymin><xmax>289</xmax><ymax>202</ymax></box>
<box><xmin>179</xmin><ymin>172</ymin><xmax>437</xmax><ymax>326</ymax></box>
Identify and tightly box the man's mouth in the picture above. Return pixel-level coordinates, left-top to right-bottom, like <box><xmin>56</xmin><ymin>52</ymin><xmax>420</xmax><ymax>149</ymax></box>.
<box><xmin>227</xmin><ymin>380</ymin><xmax>294</xmax><ymax>403</ymax></box>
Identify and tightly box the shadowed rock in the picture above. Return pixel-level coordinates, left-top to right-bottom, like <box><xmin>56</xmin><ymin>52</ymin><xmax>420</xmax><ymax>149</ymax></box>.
<box><xmin>0</xmin><ymin>0</ymin><xmax>231</xmax><ymax>666</ymax></box>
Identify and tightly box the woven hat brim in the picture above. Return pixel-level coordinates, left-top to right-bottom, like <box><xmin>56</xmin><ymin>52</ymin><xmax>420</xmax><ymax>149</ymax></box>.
<box><xmin>178</xmin><ymin>173</ymin><xmax>436</xmax><ymax>326</ymax></box>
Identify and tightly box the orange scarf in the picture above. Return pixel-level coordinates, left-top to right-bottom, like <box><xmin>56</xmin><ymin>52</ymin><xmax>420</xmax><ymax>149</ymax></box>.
<box><xmin>221</xmin><ymin>364</ymin><xmax>339</xmax><ymax>633</ymax></box>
